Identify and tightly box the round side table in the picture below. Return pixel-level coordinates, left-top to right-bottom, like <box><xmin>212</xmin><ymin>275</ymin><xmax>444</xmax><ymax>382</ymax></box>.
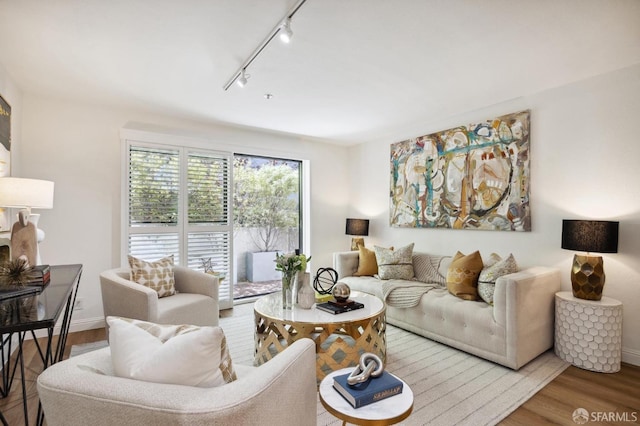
<box><xmin>554</xmin><ymin>291</ymin><xmax>622</xmax><ymax>373</ymax></box>
<box><xmin>319</xmin><ymin>368</ymin><xmax>413</xmax><ymax>425</ymax></box>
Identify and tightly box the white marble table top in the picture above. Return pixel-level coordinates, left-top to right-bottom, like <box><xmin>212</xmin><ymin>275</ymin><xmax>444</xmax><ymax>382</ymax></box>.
<box><xmin>319</xmin><ymin>367</ymin><xmax>414</xmax><ymax>425</ymax></box>
<box><xmin>254</xmin><ymin>291</ymin><xmax>384</xmax><ymax>324</ymax></box>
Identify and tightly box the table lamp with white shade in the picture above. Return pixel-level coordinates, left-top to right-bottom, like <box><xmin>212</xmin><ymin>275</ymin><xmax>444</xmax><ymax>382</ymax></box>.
<box><xmin>0</xmin><ymin>177</ymin><xmax>54</xmax><ymax>265</ymax></box>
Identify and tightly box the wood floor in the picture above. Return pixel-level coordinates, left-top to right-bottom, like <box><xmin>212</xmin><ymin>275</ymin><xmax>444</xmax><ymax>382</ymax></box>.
<box><xmin>0</xmin><ymin>326</ymin><xmax>638</xmax><ymax>425</ymax></box>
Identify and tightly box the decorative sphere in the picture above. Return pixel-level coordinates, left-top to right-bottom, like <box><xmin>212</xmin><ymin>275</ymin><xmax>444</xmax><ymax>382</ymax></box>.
<box><xmin>332</xmin><ymin>282</ymin><xmax>351</xmax><ymax>303</ymax></box>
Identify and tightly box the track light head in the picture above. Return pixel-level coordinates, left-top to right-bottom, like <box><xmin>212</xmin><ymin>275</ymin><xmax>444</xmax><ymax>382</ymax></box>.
<box><xmin>279</xmin><ymin>18</ymin><xmax>293</xmax><ymax>43</ymax></box>
<box><xmin>236</xmin><ymin>69</ymin><xmax>249</xmax><ymax>88</ymax></box>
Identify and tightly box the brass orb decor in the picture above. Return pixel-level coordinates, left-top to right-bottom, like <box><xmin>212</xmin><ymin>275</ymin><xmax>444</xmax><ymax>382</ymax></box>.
<box><xmin>332</xmin><ymin>282</ymin><xmax>351</xmax><ymax>303</ymax></box>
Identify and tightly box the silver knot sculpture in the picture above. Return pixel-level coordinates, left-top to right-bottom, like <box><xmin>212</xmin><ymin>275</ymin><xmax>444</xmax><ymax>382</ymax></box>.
<box><xmin>347</xmin><ymin>353</ymin><xmax>384</xmax><ymax>386</ymax></box>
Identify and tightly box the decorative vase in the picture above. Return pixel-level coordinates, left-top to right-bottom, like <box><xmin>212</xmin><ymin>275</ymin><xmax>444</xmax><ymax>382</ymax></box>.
<box><xmin>295</xmin><ymin>272</ymin><xmax>315</xmax><ymax>309</ymax></box>
<box><xmin>282</xmin><ymin>272</ymin><xmax>295</xmax><ymax>310</ymax></box>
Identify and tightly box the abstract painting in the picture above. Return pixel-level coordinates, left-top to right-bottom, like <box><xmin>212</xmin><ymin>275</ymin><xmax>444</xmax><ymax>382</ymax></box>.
<box><xmin>0</xmin><ymin>94</ymin><xmax>10</xmax><ymax>232</ymax></box>
<box><xmin>390</xmin><ymin>110</ymin><xmax>530</xmax><ymax>231</ymax></box>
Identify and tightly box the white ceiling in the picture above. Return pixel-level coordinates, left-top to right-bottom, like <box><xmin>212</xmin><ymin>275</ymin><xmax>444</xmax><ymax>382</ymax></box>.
<box><xmin>1</xmin><ymin>0</ymin><xmax>639</xmax><ymax>145</ymax></box>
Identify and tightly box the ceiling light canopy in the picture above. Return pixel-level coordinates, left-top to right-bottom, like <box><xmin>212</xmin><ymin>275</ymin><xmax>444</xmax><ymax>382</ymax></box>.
<box><xmin>223</xmin><ymin>0</ymin><xmax>308</xmax><ymax>91</ymax></box>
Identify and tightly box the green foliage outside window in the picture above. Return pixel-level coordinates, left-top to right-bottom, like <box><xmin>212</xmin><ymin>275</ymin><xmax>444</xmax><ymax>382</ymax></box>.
<box><xmin>129</xmin><ymin>148</ymin><xmax>179</xmax><ymax>225</ymax></box>
<box><xmin>233</xmin><ymin>156</ymin><xmax>300</xmax><ymax>252</ymax></box>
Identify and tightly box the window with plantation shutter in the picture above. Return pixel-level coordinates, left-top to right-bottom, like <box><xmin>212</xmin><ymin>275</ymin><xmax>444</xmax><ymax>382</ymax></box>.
<box><xmin>126</xmin><ymin>144</ymin><xmax>234</xmax><ymax>309</ymax></box>
<box><xmin>186</xmin><ymin>151</ymin><xmax>232</xmax><ymax>306</ymax></box>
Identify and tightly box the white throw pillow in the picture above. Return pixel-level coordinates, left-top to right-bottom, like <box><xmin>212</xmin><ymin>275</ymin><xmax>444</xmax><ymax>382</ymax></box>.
<box><xmin>107</xmin><ymin>317</ymin><xmax>236</xmax><ymax>388</ymax></box>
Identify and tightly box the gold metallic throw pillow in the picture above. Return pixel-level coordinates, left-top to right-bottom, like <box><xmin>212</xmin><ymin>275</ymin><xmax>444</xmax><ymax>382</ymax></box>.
<box><xmin>128</xmin><ymin>255</ymin><xmax>176</xmax><ymax>298</ymax></box>
<box><xmin>446</xmin><ymin>250</ymin><xmax>484</xmax><ymax>300</ymax></box>
<box><xmin>354</xmin><ymin>245</ymin><xmax>379</xmax><ymax>276</ymax></box>
<box><xmin>374</xmin><ymin>243</ymin><xmax>415</xmax><ymax>280</ymax></box>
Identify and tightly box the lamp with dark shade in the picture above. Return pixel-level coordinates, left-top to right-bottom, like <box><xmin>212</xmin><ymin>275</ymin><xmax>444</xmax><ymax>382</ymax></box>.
<box><xmin>345</xmin><ymin>218</ymin><xmax>369</xmax><ymax>251</ymax></box>
<box><xmin>561</xmin><ymin>219</ymin><xmax>619</xmax><ymax>301</ymax></box>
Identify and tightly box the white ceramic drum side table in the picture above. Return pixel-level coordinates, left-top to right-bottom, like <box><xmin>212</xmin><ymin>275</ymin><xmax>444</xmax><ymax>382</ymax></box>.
<box><xmin>319</xmin><ymin>368</ymin><xmax>413</xmax><ymax>426</ymax></box>
<box><xmin>554</xmin><ymin>291</ymin><xmax>622</xmax><ymax>373</ymax></box>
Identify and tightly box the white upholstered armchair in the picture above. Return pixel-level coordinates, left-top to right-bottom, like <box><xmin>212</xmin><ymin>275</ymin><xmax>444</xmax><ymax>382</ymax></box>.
<box><xmin>100</xmin><ymin>266</ymin><xmax>219</xmax><ymax>327</ymax></box>
<box><xmin>37</xmin><ymin>338</ymin><xmax>318</xmax><ymax>426</ymax></box>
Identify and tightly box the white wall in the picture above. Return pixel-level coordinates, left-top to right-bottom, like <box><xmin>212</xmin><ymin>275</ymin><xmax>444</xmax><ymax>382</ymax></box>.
<box><xmin>16</xmin><ymin>96</ymin><xmax>349</xmax><ymax>330</ymax></box>
<box><xmin>347</xmin><ymin>64</ymin><xmax>640</xmax><ymax>366</ymax></box>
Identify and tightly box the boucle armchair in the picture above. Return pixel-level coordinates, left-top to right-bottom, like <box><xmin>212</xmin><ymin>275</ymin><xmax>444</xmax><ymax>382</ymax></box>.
<box><xmin>37</xmin><ymin>338</ymin><xmax>318</xmax><ymax>426</ymax></box>
<box><xmin>100</xmin><ymin>266</ymin><xmax>219</xmax><ymax>328</ymax></box>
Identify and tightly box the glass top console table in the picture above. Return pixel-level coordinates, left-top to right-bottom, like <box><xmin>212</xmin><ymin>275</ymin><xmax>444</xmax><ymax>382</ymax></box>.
<box><xmin>0</xmin><ymin>264</ymin><xmax>83</xmax><ymax>426</ymax></box>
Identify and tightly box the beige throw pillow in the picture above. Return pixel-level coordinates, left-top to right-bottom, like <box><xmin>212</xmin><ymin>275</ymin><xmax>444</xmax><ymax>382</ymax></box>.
<box><xmin>108</xmin><ymin>317</ymin><xmax>237</xmax><ymax>387</ymax></box>
<box><xmin>478</xmin><ymin>253</ymin><xmax>518</xmax><ymax>305</ymax></box>
<box><xmin>128</xmin><ymin>254</ymin><xmax>176</xmax><ymax>298</ymax></box>
<box><xmin>446</xmin><ymin>251</ymin><xmax>483</xmax><ymax>300</ymax></box>
<box><xmin>374</xmin><ymin>243</ymin><xmax>415</xmax><ymax>280</ymax></box>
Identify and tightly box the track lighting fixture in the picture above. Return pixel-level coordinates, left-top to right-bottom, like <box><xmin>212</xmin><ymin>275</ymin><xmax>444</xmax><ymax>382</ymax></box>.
<box><xmin>279</xmin><ymin>18</ymin><xmax>293</xmax><ymax>43</ymax></box>
<box><xmin>222</xmin><ymin>0</ymin><xmax>308</xmax><ymax>91</ymax></box>
<box><xmin>236</xmin><ymin>69</ymin><xmax>249</xmax><ymax>87</ymax></box>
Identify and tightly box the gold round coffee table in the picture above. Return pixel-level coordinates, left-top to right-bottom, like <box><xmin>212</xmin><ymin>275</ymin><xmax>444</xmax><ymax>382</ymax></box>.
<box><xmin>254</xmin><ymin>291</ymin><xmax>386</xmax><ymax>382</ymax></box>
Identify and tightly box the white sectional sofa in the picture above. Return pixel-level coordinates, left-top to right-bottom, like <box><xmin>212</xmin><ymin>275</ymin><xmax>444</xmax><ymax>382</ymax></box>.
<box><xmin>333</xmin><ymin>251</ymin><xmax>561</xmax><ymax>370</ymax></box>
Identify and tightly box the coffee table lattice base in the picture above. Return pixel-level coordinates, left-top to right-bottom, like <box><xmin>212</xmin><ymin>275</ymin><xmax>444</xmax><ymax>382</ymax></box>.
<box><xmin>254</xmin><ymin>311</ymin><xmax>386</xmax><ymax>382</ymax></box>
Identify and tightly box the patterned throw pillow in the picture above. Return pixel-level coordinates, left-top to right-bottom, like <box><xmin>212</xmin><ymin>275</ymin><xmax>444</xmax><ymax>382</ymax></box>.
<box><xmin>478</xmin><ymin>253</ymin><xmax>518</xmax><ymax>305</ymax></box>
<box><xmin>446</xmin><ymin>250</ymin><xmax>483</xmax><ymax>300</ymax></box>
<box><xmin>354</xmin><ymin>246</ymin><xmax>378</xmax><ymax>276</ymax></box>
<box><xmin>412</xmin><ymin>253</ymin><xmax>447</xmax><ymax>286</ymax></box>
<box><xmin>128</xmin><ymin>255</ymin><xmax>176</xmax><ymax>298</ymax></box>
<box><xmin>374</xmin><ymin>243</ymin><xmax>415</xmax><ymax>280</ymax></box>
<box><xmin>108</xmin><ymin>316</ymin><xmax>237</xmax><ymax>387</ymax></box>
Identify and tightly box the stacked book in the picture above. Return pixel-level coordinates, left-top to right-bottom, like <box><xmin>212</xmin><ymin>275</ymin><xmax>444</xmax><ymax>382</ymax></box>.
<box><xmin>316</xmin><ymin>299</ymin><xmax>364</xmax><ymax>315</ymax></box>
<box><xmin>333</xmin><ymin>371</ymin><xmax>403</xmax><ymax>408</ymax></box>
<box><xmin>28</xmin><ymin>264</ymin><xmax>51</xmax><ymax>287</ymax></box>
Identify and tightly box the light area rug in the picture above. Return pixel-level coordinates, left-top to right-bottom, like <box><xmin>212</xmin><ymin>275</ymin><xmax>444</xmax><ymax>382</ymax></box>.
<box><xmin>70</xmin><ymin>302</ymin><xmax>569</xmax><ymax>426</ymax></box>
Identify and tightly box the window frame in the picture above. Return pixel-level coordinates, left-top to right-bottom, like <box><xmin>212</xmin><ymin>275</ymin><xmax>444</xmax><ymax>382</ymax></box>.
<box><xmin>121</xmin><ymin>130</ymin><xmax>311</xmax><ymax>309</ymax></box>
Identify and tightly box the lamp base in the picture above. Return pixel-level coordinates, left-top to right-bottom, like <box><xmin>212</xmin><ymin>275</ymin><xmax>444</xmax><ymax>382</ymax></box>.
<box><xmin>350</xmin><ymin>237</ymin><xmax>364</xmax><ymax>251</ymax></box>
<box><xmin>570</xmin><ymin>254</ymin><xmax>605</xmax><ymax>301</ymax></box>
